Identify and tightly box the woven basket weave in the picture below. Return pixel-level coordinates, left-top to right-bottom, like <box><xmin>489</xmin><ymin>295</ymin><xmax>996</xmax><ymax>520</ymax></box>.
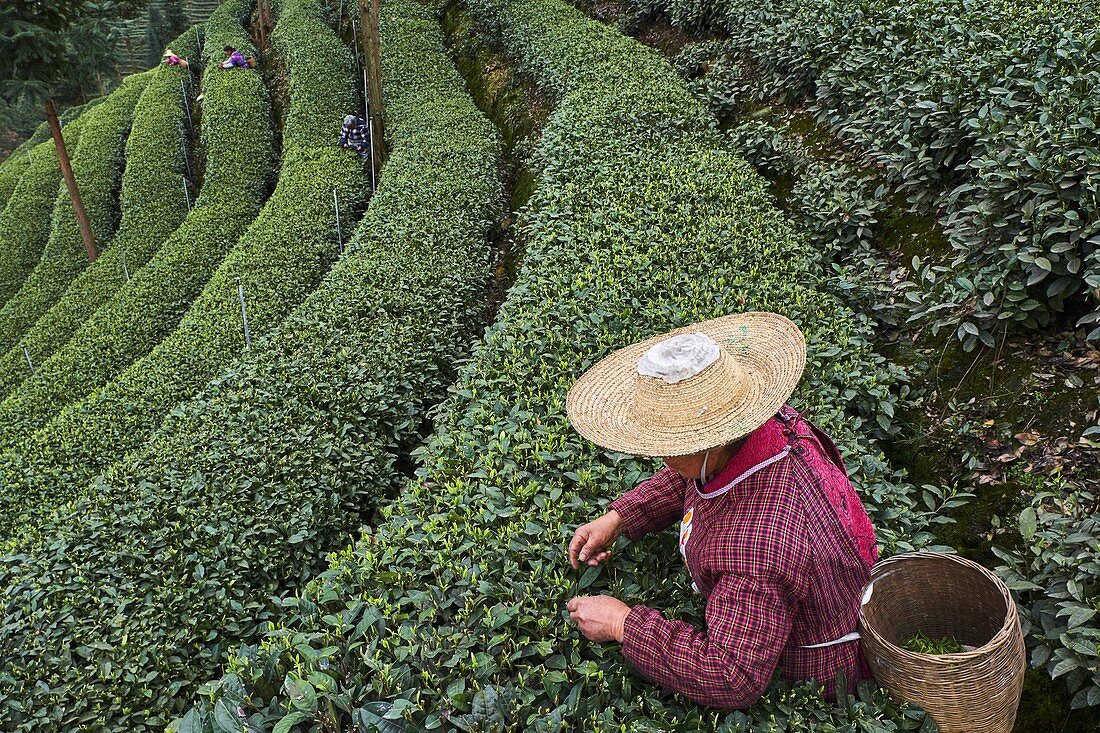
<box><xmin>859</xmin><ymin>552</ymin><xmax>1026</xmax><ymax>733</ymax></box>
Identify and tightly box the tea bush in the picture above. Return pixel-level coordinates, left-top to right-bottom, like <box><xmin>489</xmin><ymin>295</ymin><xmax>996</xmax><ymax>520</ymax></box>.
<box><xmin>725</xmin><ymin>119</ymin><xmax>902</xmax><ymax>331</ymax></box>
<box><xmin>0</xmin><ymin>0</ymin><xmax>500</xmax><ymax>726</ymax></box>
<box><xmin>995</xmin><ymin>489</ymin><xmax>1100</xmax><ymax>709</ymax></box>
<box><xmin>175</xmin><ymin>0</ymin><xmax>949</xmax><ymax>729</ymax></box>
<box><xmin>0</xmin><ymin>73</ymin><xmax>150</xmax><ymax>355</ymax></box>
<box><xmin>0</xmin><ymin>27</ymin><xmax>201</xmax><ymax>402</ymax></box>
<box><xmin>626</xmin><ymin>0</ymin><xmax>1100</xmax><ymax>347</ymax></box>
<box><xmin>0</xmin><ymin>125</ymin><xmax>86</xmax><ymax>306</ymax></box>
<box><xmin>0</xmin><ymin>0</ymin><xmax>274</xmax><ymax>454</ymax></box>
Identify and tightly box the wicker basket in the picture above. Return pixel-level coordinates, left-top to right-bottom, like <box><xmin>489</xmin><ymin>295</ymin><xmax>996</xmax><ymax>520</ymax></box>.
<box><xmin>859</xmin><ymin>552</ymin><xmax>1026</xmax><ymax>733</ymax></box>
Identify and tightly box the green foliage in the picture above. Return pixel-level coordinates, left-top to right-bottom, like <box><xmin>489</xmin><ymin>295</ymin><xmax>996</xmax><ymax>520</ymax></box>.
<box><xmin>0</xmin><ymin>120</ymin><xmax>86</xmax><ymax>306</ymax></box>
<box><xmin>0</xmin><ymin>2</ymin><xmax>273</xmax><ymax>456</ymax></box>
<box><xmin>0</xmin><ymin>0</ymin><xmax>133</xmax><ymax>106</ymax></box>
<box><xmin>0</xmin><ymin>26</ymin><xmax>201</xmax><ymax>403</ymax></box>
<box><xmin>0</xmin><ymin>0</ymin><xmax>367</xmax><ymax>527</ymax></box>
<box><xmin>176</xmin><ymin>0</ymin><xmax>947</xmax><ymax>729</ymax></box>
<box><xmin>0</xmin><ymin>71</ymin><xmax>149</xmax><ymax>355</ymax></box>
<box><xmin>0</xmin><ymin>0</ymin><xmax>500</xmax><ymax>728</ymax></box>
<box><xmin>995</xmin><ymin>489</ymin><xmax>1100</xmax><ymax>709</ymax></box>
<box><xmin>725</xmin><ymin>118</ymin><xmax>903</xmax><ymax>332</ymax></box>
<box><xmin>0</xmin><ymin>95</ymin><xmax>111</xmax><ymax>210</ymax></box>
<box><xmin>634</xmin><ymin>0</ymin><xmax>1100</xmax><ymax>345</ymax></box>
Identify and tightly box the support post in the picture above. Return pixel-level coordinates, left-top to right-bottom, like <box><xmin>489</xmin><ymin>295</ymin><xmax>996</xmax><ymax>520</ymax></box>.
<box><xmin>45</xmin><ymin>99</ymin><xmax>97</xmax><ymax>262</ymax></box>
<box><xmin>183</xmin><ymin>176</ymin><xmax>192</xmax><ymax>209</ymax></box>
<box><xmin>21</xmin><ymin>345</ymin><xmax>34</xmax><ymax>374</ymax></box>
<box><xmin>119</xmin><ymin>239</ymin><xmax>130</xmax><ymax>282</ymax></box>
<box><xmin>359</xmin><ymin>0</ymin><xmax>386</xmax><ymax>178</ymax></box>
<box><xmin>181</xmin><ymin>78</ymin><xmax>193</xmax><ymax>133</ymax></box>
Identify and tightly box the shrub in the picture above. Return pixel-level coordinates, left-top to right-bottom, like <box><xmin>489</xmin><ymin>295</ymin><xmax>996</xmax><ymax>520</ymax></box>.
<box><xmin>174</xmin><ymin>0</ymin><xmax>948</xmax><ymax>729</ymax></box>
<box><xmin>995</xmin><ymin>489</ymin><xmax>1100</xmax><ymax>709</ymax></box>
<box><xmin>0</xmin><ymin>27</ymin><xmax>202</xmax><ymax>402</ymax></box>
<box><xmin>629</xmin><ymin>0</ymin><xmax>1100</xmax><ymax>346</ymax></box>
<box><xmin>0</xmin><ymin>72</ymin><xmax>150</xmax><ymax>355</ymax></box>
<box><xmin>0</xmin><ymin>0</ymin><xmax>500</xmax><ymax>728</ymax></box>
<box><xmin>0</xmin><ymin>0</ymin><xmax>274</xmax><ymax>454</ymax></box>
<box><xmin>0</xmin><ymin>122</ymin><xmax>88</xmax><ymax>306</ymax></box>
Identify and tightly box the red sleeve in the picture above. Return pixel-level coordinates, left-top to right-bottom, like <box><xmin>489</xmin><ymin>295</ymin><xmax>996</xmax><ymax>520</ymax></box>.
<box><xmin>620</xmin><ymin>571</ymin><xmax>792</xmax><ymax>710</ymax></box>
<box><xmin>609</xmin><ymin>467</ymin><xmax>687</xmax><ymax>540</ymax></box>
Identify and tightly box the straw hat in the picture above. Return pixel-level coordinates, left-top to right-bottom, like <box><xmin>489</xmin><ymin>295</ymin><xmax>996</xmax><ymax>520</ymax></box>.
<box><xmin>566</xmin><ymin>312</ymin><xmax>806</xmax><ymax>457</ymax></box>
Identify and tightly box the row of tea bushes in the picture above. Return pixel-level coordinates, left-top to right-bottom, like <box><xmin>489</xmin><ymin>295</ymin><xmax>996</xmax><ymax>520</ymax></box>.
<box><xmin>627</xmin><ymin>0</ymin><xmax>1100</xmax><ymax>347</ymax></box>
<box><xmin>0</xmin><ymin>0</ymin><xmax>274</xmax><ymax>456</ymax></box>
<box><xmin>177</xmin><ymin>0</ymin><xmax>944</xmax><ymax>729</ymax></box>
<box><xmin>0</xmin><ymin>73</ymin><xmax>150</xmax><ymax>356</ymax></box>
<box><xmin>0</xmin><ymin>124</ymin><xmax>86</xmax><ymax>307</ymax></box>
<box><xmin>0</xmin><ymin>0</ymin><xmax>501</xmax><ymax>727</ymax></box>
<box><xmin>0</xmin><ymin>27</ymin><xmax>202</xmax><ymax>402</ymax></box>
<box><xmin>0</xmin><ymin>0</ymin><xmax>365</xmax><ymax>521</ymax></box>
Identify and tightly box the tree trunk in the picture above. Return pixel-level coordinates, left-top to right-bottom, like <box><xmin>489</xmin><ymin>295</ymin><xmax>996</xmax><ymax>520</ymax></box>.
<box><xmin>360</xmin><ymin>0</ymin><xmax>386</xmax><ymax>173</ymax></box>
<box><xmin>45</xmin><ymin>99</ymin><xmax>98</xmax><ymax>263</ymax></box>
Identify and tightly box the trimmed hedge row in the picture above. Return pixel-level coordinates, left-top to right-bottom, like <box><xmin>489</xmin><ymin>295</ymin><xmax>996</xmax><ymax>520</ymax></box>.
<box><xmin>0</xmin><ymin>151</ymin><xmax>31</xmax><ymax>212</ymax></box>
<box><xmin>0</xmin><ymin>0</ymin><xmax>367</xmax><ymax>536</ymax></box>
<box><xmin>0</xmin><ymin>1</ymin><xmax>274</xmax><ymax>454</ymax></box>
<box><xmin>627</xmin><ymin>0</ymin><xmax>1100</xmax><ymax>344</ymax></box>
<box><xmin>0</xmin><ymin>123</ymin><xmax>87</xmax><ymax>307</ymax></box>
<box><xmin>0</xmin><ymin>28</ymin><xmax>202</xmax><ymax>402</ymax></box>
<box><xmin>0</xmin><ymin>73</ymin><xmax>150</xmax><ymax>356</ymax></box>
<box><xmin>178</xmin><ymin>0</ymin><xmax>945</xmax><ymax>730</ymax></box>
<box><xmin>0</xmin><ymin>0</ymin><xmax>501</xmax><ymax>728</ymax></box>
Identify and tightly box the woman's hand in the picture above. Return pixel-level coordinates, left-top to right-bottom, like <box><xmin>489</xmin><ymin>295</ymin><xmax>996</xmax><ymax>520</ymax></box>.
<box><xmin>568</xmin><ymin>510</ymin><xmax>624</xmax><ymax>570</ymax></box>
<box><xmin>567</xmin><ymin>595</ymin><xmax>631</xmax><ymax>642</ymax></box>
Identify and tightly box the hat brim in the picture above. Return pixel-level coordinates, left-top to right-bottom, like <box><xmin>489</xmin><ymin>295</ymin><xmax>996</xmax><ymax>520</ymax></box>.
<box><xmin>566</xmin><ymin>312</ymin><xmax>806</xmax><ymax>457</ymax></box>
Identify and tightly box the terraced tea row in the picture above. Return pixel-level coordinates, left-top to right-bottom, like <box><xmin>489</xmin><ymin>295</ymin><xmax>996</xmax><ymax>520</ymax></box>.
<box><xmin>0</xmin><ymin>27</ymin><xmax>201</xmax><ymax>402</ymax></box>
<box><xmin>632</xmin><ymin>0</ymin><xmax>1100</xmax><ymax>346</ymax></box>
<box><xmin>0</xmin><ymin>0</ymin><xmax>274</xmax><ymax>467</ymax></box>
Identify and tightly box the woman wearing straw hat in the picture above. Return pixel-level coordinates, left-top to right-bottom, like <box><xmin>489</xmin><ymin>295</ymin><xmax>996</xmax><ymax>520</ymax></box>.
<box><xmin>565</xmin><ymin>313</ymin><xmax>878</xmax><ymax>709</ymax></box>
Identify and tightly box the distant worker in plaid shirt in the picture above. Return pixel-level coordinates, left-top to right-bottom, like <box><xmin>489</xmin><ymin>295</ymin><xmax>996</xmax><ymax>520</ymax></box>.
<box><xmin>565</xmin><ymin>313</ymin><xmax>878</xmax><ymax>709</ymax></box>
<box><xmin>339</xmin><ymin>114</ymin><xmax>371</xmax><ymax>162</ymax></box>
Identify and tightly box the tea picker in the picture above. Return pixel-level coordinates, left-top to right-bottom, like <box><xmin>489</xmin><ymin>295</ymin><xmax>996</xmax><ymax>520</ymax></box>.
<box><xmin>564</xmin><ymin>312</ymin><xmax>1026</xmax><ymax>730</ymax></box>
<box><xmin>565</xmin><ymin>312</ymin><xmax>877</xmax><ymax>709</ymax></box>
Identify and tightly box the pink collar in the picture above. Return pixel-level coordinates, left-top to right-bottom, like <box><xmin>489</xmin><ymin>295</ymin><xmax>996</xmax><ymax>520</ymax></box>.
<box><xmin>695</xmin><ymin>415</ymin><xmax>791</xmax><ymax>499</ymax></box>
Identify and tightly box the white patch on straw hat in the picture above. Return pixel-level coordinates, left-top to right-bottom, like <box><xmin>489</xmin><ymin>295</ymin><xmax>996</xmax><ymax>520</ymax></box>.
<box><xmin>566</xmin><ymin>312</ymin><xmax>807</xmax><ymax>457</ymax></box>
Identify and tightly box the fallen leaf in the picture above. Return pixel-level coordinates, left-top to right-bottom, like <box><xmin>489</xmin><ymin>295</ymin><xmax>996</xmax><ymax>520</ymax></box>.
<box><xmin>1014</xmin><ymin>432</ymin><xmax>1040</xmax><ymax>446</ymax></box>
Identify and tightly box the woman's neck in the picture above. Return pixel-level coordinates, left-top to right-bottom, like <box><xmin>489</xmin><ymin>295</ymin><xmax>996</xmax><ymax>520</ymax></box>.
<box><xmin>702</xmin><ymin>438</ymin><xmax>747</xmax><ymax>482</ymax></box>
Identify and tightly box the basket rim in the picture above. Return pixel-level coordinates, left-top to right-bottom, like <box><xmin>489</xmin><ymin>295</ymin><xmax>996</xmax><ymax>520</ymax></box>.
<box><xmin>859</xmin><ymin>551</ymin><xmax>1020</xmax><ymax>661</ymax></box>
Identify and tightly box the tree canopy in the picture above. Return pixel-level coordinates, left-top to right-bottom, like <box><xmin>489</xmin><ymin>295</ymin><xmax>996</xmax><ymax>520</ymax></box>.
<box><xmin>0</xmin><ymin>0</ymin><xmax>144</xmax><ymax>104</ymax></box>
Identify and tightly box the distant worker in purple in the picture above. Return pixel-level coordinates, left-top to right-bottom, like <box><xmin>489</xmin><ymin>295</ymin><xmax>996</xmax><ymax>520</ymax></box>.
<box><xmin>220</xmin><ymin>46</ymin><xmax>254</xmax><ymax>69</ymax></box>
<box><xmin>339</xmin><ymin>114</ymin><xmax>371</xmax><ymax>162</ymax></box>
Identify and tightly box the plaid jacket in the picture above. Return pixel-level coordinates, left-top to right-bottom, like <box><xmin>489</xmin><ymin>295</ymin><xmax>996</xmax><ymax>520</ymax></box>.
<box><xmin>609</xmin><ymin>405</ymin><xmax>877</xmax><ymax>710</ymax></box>
<box><xmin>339</xmin><ymin>117</ymin><xmax>370</xmax><ymax>150</ymax></box>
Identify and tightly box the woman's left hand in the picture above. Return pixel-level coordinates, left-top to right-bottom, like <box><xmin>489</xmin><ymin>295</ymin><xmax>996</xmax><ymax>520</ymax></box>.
<box><xmin>567</xmin><ymin>595</ymin><xmax>631</xmax><ymax>642</ymax></box>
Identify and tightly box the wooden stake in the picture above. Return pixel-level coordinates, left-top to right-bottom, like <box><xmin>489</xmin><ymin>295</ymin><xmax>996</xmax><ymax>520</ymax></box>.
<box><xmin>45</xmin><ymin>99</ymin><xmax>98</xmax><ymax>263</ymax></box>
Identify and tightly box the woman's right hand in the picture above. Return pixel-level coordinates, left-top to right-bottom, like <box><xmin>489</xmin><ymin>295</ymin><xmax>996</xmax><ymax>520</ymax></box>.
<box><xmin>568</xmin><ymin>510</ymin><xmax>625</xmax><ymax>570</ymax></box>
